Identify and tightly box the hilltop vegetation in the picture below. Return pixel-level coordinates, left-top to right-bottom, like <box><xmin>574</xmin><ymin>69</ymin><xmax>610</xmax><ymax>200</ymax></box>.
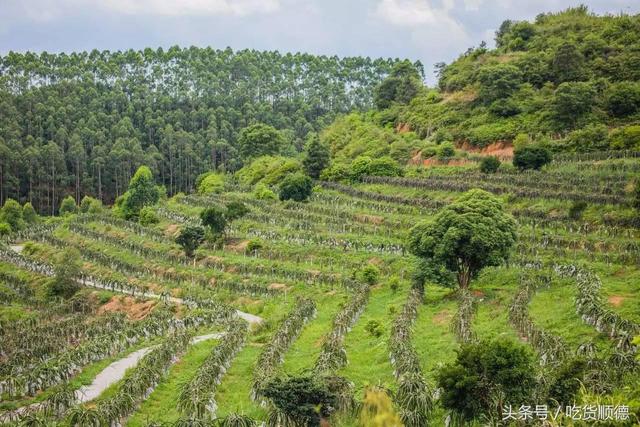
<box><xmin>320</xmin><ymin>6</ymin><xmax>640</xmax><ymax>174</ymax></box>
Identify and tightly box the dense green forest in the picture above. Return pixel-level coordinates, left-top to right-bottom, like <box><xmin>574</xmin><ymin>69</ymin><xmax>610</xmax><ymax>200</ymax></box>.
<box><xmin>320</xmin><ymin>6</ymin><xmax>640</xmax><ymax>173</ymax></box>
<box><xmin>0</xmin><ymin>47</ymin><xmax>413</xmax><ymax>213</ymax></box>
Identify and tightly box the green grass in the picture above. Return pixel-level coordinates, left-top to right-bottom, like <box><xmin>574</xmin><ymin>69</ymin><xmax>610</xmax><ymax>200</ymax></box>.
<box><xmin>337</xmin><ymin>281</ymin><xmax>408</xmax><ymax>396</ymax></box>
<box><xmin>415</xmin><ymin>288</ymin><xmax>459</xmax><ymax>381</ymax></box>
<box><xmin>127</xmin><ymin>338</ymin><xmax>219</xmax><ymax>426</ymax></box>
<box><xmin>529</xmin><ymin>275</ymin><xmax>611</xmax><ymax>351</ymax></box>
<box><xmin>214</xmin><ymin>343</ymin><xmax>267</xmax><ymax>419</ymax></box>
<box><xmin>281</xmin><ymin>290</ymin><xmax>347</xmax><ymax>374</ymax></box>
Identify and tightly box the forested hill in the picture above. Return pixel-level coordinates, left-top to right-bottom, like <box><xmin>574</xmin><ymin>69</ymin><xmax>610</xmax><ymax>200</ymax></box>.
<box><xmin>319</xmin><ymin>7</ymin><xmax>640</xmax><ymax>170</ymax></box>
<box><xmin>0</xmin><ymin>47</ymin><xmax>407</xmax><ymax>213</ymax></box>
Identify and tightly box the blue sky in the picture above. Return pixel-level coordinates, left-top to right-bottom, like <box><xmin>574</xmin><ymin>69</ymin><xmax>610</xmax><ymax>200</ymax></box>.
<box><xmin>1</xmin><ymin>0</ymin><xmax>638</xmax><ymax>84</ymax></box>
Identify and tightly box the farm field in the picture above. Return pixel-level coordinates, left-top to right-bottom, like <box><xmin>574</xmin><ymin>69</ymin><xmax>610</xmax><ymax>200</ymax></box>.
<box><xmin>1</xmin><ymin>152</ymin><xmax>639</xmax><ymax>426</ymax></box>
<box><xmin>2</xmin><ymin>5</ymin><xmax>640</xmax><ymax>426</ymax></box>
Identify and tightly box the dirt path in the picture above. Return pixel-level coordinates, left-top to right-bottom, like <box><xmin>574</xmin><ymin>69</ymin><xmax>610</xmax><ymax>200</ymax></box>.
<box><xmin>7</xmin><ymin>244</ymin><xmax>263</xmax><ymax>325</ymax></box>
<box><xmin>0</xmin><ymin>333</ymin><xmax>224</xmax><ymax>421</ymax></box>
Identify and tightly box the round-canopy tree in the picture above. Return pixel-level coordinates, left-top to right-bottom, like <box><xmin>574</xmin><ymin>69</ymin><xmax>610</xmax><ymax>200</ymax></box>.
<box><xmin>176</xmin><ymin>226</ymin><xmax>205</xmax><ymax>258</ymax></box>
<box><xmin>513</xmin><ymin>145</ymin><xmax>552</xmax><ymax>171</ymax></box>
<box><xmin>238</xmin><ymin>123</ymin><xmax>284</xmax><ymax>160</ymax></box>
<box><xmin>408</xmin><ymin>189</ymin><xmax>516</xmax><ymax>289</ymax></box>
<box><xmin>436</xmin><ymin>339</ymin><xmax>537</xmax><ymax>421</ymax></box>
<box><xmin>279</xmin><ymin>173</ymin><xmax>313</xmax><ymax>202</ymax></box>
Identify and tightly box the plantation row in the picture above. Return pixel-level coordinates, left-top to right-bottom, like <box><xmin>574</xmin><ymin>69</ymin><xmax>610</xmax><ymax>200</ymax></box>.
<box><xmin>362</xmin><ymin>176</ymin><xmax>628</xmax><ymax>206</ymax></box>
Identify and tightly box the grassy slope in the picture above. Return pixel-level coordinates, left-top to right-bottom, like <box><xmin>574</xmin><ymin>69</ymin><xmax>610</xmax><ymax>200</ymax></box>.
<box><xmin>337</xmin><ymin>281</ymin><xmax>408</xmax><ymax>396</ymax></box>
<box><xmin>127</xmin><ymin>338</ymin><xmax>219</xmax><ymax>426</ymax></box>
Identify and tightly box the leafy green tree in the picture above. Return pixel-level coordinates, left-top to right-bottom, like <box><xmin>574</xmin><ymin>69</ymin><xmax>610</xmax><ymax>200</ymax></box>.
<box><xmin>374</xmin><ymin>60</ymin><xmax>422</xmax><ymax>109</ymax></box>
<box><xmin>138</xmin><ymin>206</ymin><xmax>159</xmax><ymax>226</ymax></box>
<box><xmin>302</xmin><ymin>134</ymin><xmax>330</xmax><ymax>179</ymax></box>
<box><xmin>261</xmin><ymin>376</ymin><xmax>336</xmax><ymax>426</ymax></box>
<box><xmin>238</xmin><ymin>124</ymin><xmax>284</xmax><ymax>160</ymax></box>
<box><xmin>408</xmin><ymin>189</ymin><xmax>516</xmax><ymax>289</ymax></box>
<box><xmin>121</xmin><ymin>166</ymin><xmax>160</xmax><ymax>220</ymax></box>
<box><xmin>1</xmin><ymin>198</ymin><xmax>24</xmax><ymax>231</ymax></box>
<box><xmin>225</xmin><ymin>201</ymin><xmax>249</xmax><ymax>221</ymax></box>
<box><xmin>546</xmin><ymin>358</ymin><xmax>587</xmax><ymax>406</ymax></box>
<box><xmin>479</xmin><ymin>156</ymin><xmax>501</xmax><ymax>173</ymax></box>
<box><xmin>176</xmin><ymin>226</ymin><xmax>205</xmax><ymax>258</ymax></box>
<box><xmin>279</xmin><ymin>173</ymin><xmax>313</xmax><ymax>202</ymax></box>
<box><xmin>436</xmin><ymin>339</ymin><xmax>537</xmax><ymax>421</ymax></box>
<box><xmin>48</xmin><ymin>248</ymin><xmax>82</xmax><ymax>299</ymax></box>
<box><xmin>253</xmin><ymin>183</ymin><xmax>277</xmax><ymax>200</ymax></box>
<box><xmin>553</xmin><ymin>82</ymin><xmax>595</xmax><ymax>128</ymax></box>
<box><xmin>0</xmin><ymin>223</ymin><xmax>11</xmax><ymax>236</ymax></box>
<box><xmin>22</xmin><ymin>202</ymin><xmax>38</xmax><ymax>224</ymax></box>
<box><xmin>358</xmin><ymin>265</ymin><xmax>380</xmax><ymax>286</ymax></box>
<box><xmin>552</xmin><ymin>42</ymin><xmax>586</xmax><ymax>83</ymax></box>
<box><xmin>607</xmin><ymin>82</ymin><xmax>640</xmax><ymax>117</ymax></box>
<box><xmin>59</xmin><ymin>195</ymin><xmax>77</xmax><ymax>216</ymax></box>
<box><xmin>200</xmin><ymin>206</ymin><xmax>227</xmax><ymax>236</ymax></box>
<box><xmin>477</xmin><ymin>64</ymin><xmax>522</xmax><ymax>103</ymax></box>
<box><xmin>350</xmin><ymin>156</ymin><xmax>403</xmax><ymax>181</ymax></box>
<box><xmin>79</xmin><ymin>196</ymin><xmax>102</xmax><ymax>214</ymax></box>
<box><xmin>196</xmin><ymin>172</ymin><xmax>225</xmax><ymax>194</ymax></box>
<box><xmin>437</xmin><ymin>143</ymin><xmax>456</xmax><ymax>161</ymax></box>
<box><xmin>513</xmin><ymin>145</ymin><xmax>552</xmax><ymax>171</ymax></box>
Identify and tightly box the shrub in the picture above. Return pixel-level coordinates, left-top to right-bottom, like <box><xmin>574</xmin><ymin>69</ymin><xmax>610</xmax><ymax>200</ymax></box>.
<box><xmin>513</xmin><ymin>145</ymin><xmax>552</xmax><ymax>170</ymax></box>
<box><xmin>138</xmin><ymin>206</ymin><xmax>159</xmax><ymax>226</ymax></box>
<box><xmin>246</xmin><ymin>239</ymin><xmax>263</xmax><ymax>253</ymax></box>
<box><xmin>225</xmin><ymin>201</ymin><xmax>249</xmax><ymax>221</ymax></box>
<box><xmin>358</xmin><ymin>265</ymin><xmax>380</xmax><ymax>286</ymax></box>
<box><xmin>479</xmin><ymin>156</ymin><xmax>501</xmax><ymax>173</ymax></box>
<box><xmin>302</xmin><ymin>133</ymin><xmax>331</xmax><ymax>179</ymax></box>
<box><xmin>279</xmin><ymin>173</ymin><xmax>313</xmax><ymax>202</ymax></box>
<box><xmin>236</xmin><ymin>156</ymin><xmax>302</xmax><ymax>186</ymax></box>
<box><xmin>546</xmin><ymin>358</ymin><xmax>587</xmax><ymax>406</ymax></box>
<box><xmin>47</xmin><ymin>248</ymin><xmax>82</xmax><ymax>299</ymax></box>
<box><xmin>437</xmin><ymin>142</ymin><xmax>455</xmax><ymax>160</ymax></box>
<box><xmin>0</xmin><ymin>223</ymin><xmax>11</xmax><ymax>236</ymax></box>
<box><xmin>196</xmin><ymin>172</ymin><xmax>225</xmax><ymax>194</ymax></box>
<box><xmin>568</xmin><ymin>201</ymin><xmax>588</xmax><ymax>220</ymax></box>
<box><xmin>607</xmin><ymin>81</ymin><xmax>640</xmax><ymax>117</ymax></box>
<box><xmin>319</xmin><ymin>163</ymin><xmax>350</xmax><ymax>182</ymax></box>
<box><xmin>261</xmin><ymin>376</ymin><xmax>336</xmax><ymax>426</ymax></box>
<box><xmin>59</xmin><ymin>196</ymin><xmax>77</xmax><ymax>216</ymax></box>
<box><xmin>565</xmin><ymin>124</ymin><xmax>609</xmax><ymax>152</ymax></box>
<box><xmin>176</xmin><ymin>226</ymin><xmax>205</xmax><ymax>257</ymax></box>
<box><xmin>364</xmin><ymin>320</ymin><xmax>384</xmax><ymax>338</ymax></box>
<box><xmin>436</xmin><ymin>339</ymin><xmax>537</xmax><ymax>420</ymax></box>
<box><xmin>200</xmin><ymin>206</ymin><xmax>227</xmax><ymax>236</ymax></box>
<box><xmin>22</xmin><ymin>202</ymin><xmax>38</xmax><ymax>224</ymax></box>
<box><xmin>1</xmin><ymin>198</ymin><xmax>24</xmax><ymax>231</ymax></box>
<box><xmin>253</xmin><ymin>183</ymin><xmax>277</xmax><ymax>200</ymax></box>
<box><xmin>609</xmin><ymin>125</ymin><xmax>640</xmax><ymax>150</ymax></box>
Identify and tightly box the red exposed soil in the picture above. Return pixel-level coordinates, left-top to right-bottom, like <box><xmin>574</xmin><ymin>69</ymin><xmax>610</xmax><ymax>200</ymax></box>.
<box><xmin>608</xmin><ymin>295</ymin><xmax>626</xmax><ymax>307</ymax></box>
<box><xmin>460</xmin><ymin>140</ymin><xmax>514</xmax><ymax>160</ymax></box>
<box><xmin>433</xmin><ymin>309</ymin><xmax>452</xmax><ymax>325</ymax></box>
<box><xmin>396</xmin><ymin>122</ymin><xmax>411</xmax><ymax>133</ymax></box>
<box><xmin>98</xmin><ymin>295</ymin><xmax>156</xmax><ymax>320</ymax></box>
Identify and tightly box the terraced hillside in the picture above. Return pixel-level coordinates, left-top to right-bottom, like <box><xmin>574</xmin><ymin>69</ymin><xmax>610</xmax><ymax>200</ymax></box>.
<box><xmin>1</xmin><ymin>151</ymin><xmax>639</xmax><ymax>426</ymax></box>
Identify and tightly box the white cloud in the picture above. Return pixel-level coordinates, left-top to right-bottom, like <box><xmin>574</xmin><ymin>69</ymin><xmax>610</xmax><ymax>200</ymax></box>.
<box><xmin>101</xmin><ymin>0</ymin><xmax>280</xmax><ymax>16</ymax></box>
<box><xmin>463</xmin><ymin>0</ymin><xmax>483</xmax><ymax>11</ymax></box>
<box><xmin>375</xmin><ymin>0</ymin><xmax>446</xmax><ymax>26</ymax></box>
<box><xmin>10</xmin><ymin>0</ymin><xmax>280</xmax><ymax>21</ymax></box>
